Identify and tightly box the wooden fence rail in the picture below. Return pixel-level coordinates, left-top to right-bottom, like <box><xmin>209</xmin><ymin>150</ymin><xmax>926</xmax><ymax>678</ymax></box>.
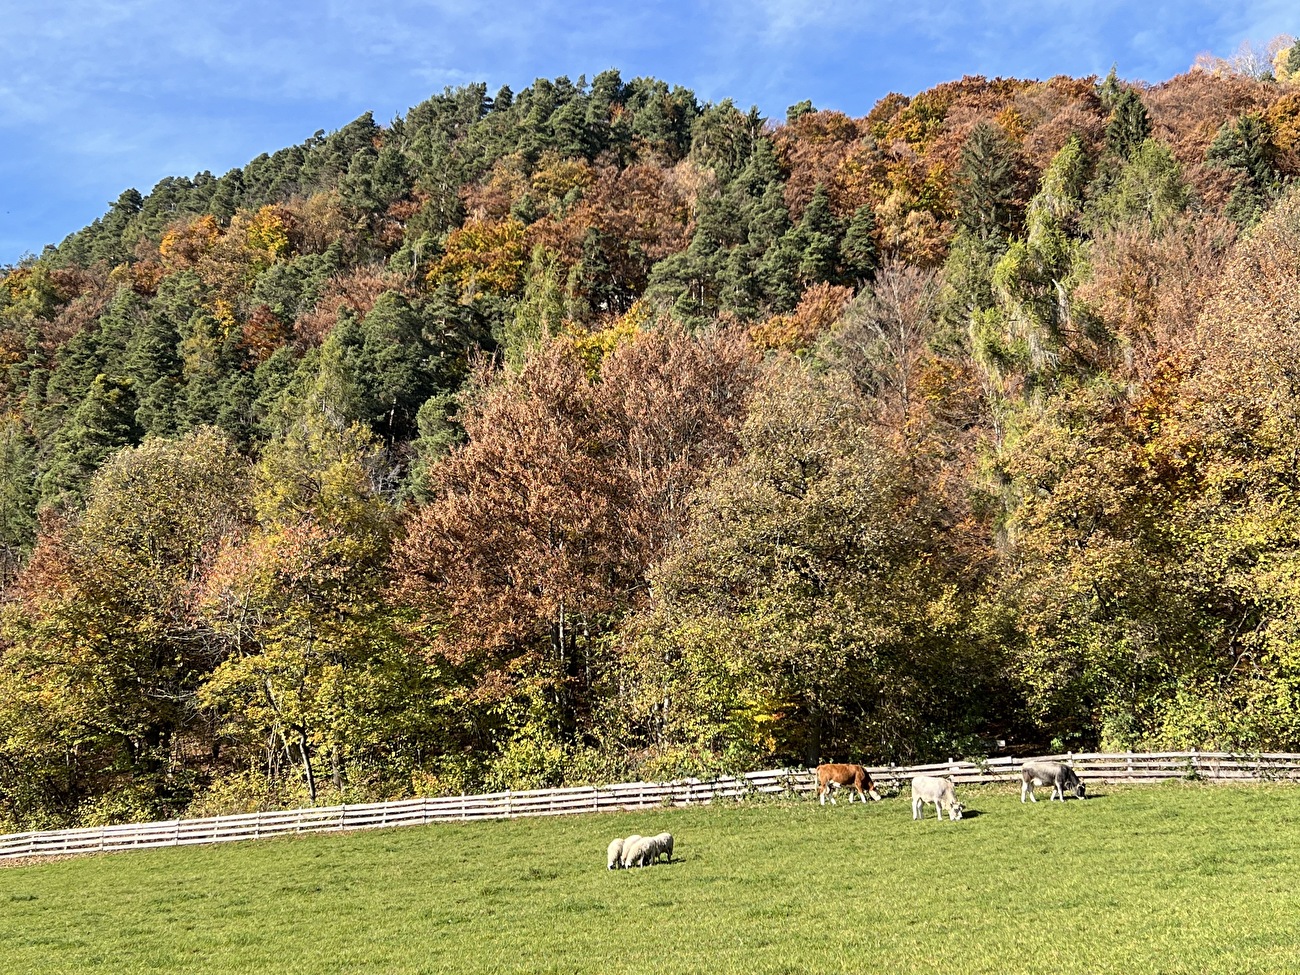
<box><xmin>5</xmin><ymin>751</ymin><xmax>1300</xmax><ymax>861</ymax></box>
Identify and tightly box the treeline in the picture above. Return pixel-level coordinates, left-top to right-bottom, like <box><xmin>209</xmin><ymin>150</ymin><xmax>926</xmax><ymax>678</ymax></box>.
<box><xmin>3</xmin><ymin>56</ymin><xmax>1300</xmax><ymax>829</ymax></box>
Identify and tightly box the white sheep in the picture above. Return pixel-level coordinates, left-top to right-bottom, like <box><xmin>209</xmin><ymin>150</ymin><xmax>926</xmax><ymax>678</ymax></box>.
<box><xmin>611</xmin><ymin>831</ymin><xmax>675</xmax><ymax>869</ymax></box>
<box><xmin>641</xmin><ymin>836</ymin><xmax>664</xmax><ymax>867</ymax></box>
<box><xmin>630</xmin><ymin>836</ymin><xmax>655</xmax><ymax>867</ymax></box>
<box><xmin>650</xmin><ymin>831</ymin><xmax>674</xmax><ymax>864</ymax></box>
<box><xmin>619</xmin><ymin>834</ymin><xmax>645</xmax><ymax>869</ymax></box>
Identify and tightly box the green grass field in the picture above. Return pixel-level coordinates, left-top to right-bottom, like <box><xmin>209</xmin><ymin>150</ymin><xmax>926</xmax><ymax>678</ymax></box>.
<box><xmin>3</xmin><ymin>781</ymin><xmax>1300</xmax><ymax>974</ymax></box>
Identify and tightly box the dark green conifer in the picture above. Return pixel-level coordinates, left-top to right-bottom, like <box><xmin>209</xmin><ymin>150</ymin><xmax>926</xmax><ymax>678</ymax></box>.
<box><xmin>793</xmin><ymin>185</ymin><xmax>841</xmax><ymax>286</ymax></box>
<box><xmin>124</xmin><ymin>312</ymin><xmax>183</xmax><ymax>437</ymax></box>
<box><xmin>39</xmin><ymin>374</ymin><xmax>141</xmax><ymax>506</ymax></box>
<box><xmin>1106</xmin><ymin>89</ymin><xmax>1151</xmax><ymax>160</ymax></box>
<box><xmin>1207</xmin><ymin>112</ymin><xmax>1280</xmax><ymax>226</ymax></box>
<box><xmin>955</xmin><ymin>122</ymin><xmax>1017</xmax><ymax>241</ymax></box>
<box><xmin>841</xmin><ymin>206</ymin><xmax>879</xmax><ymax>285</ymax></box>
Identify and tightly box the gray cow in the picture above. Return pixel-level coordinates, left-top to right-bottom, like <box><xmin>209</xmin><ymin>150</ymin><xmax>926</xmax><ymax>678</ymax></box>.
<box><xmin>1020</xmin><ymin>761</ymin><xmax>1086</xmax><ymax>802</ymax></box>
<box><xmin>911</xmin><ymin>775</ymin><xmax>963</xmax><ymax>821</ymax></box>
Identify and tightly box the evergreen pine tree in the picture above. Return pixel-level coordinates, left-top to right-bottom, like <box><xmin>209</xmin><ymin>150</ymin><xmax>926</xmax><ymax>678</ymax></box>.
<box><xmin>39</xmin><ymin>374</ymin><xmax>141</xmax><ymax>506</ymax></box>
<box><xmin>358</xmin><ymin>292</ymin><xmax>434</xmax><ymax>443</ymax></box>
<box><xmin>1106</xmin><ymin>89</ymin><xmax>1151</xmax><ymax>160</ymax></box>
<box><xmin>573</xmin><ymin>228</ymin><xmax>618</xmax><ymax>316</ymax></box>
<box><xmin>786</xmin><ymin>100</ymin><xmax>814</xmax><ymax>124</ymax></box>
<box><xmin>0</xmin><ymin>418</ymin><xmax>37</xmax><ymax>562</ymax></box>
<box><xmin>306</xmin><ymin>309</ymin><xmax>367</xmax><ymax>427</ymax></box>
<box><xmin>42</xmin><ymin>326</ymin><xmax>106</xmax><ymax>426</ymax></box>
<box><xmin>124</xmin><ymin>312</ymin><xmax>184</xmax><ymax>437</ymax></box>
<box><xmin>1098</xmin><ymin>64</ymin><xmax>1123</xmax><ymax>111</ymax></box>
<box><xmin>793</xmin><ymin>185</ymin><xmax>841</xmax><ymax>287</ymax></box>
<box><xmin>955</xmin><ymin>122</ymin><xmax>1018</xmax><ymax>241</ymax></box>
<box><xmin>1207</xmin><ymin>113</ymin><xmax>1280</xmax><ymax>227</ymax></box>
<box><xmin>645</xmin><ymin>231</ymin><xmax>723</xmax><ymax>328</ymax></box>
<box><xmin>841</xmin><ymin>206</ymin><xmax>879</xmax><ymax>286</ymax></box>
<box><xmin>756</xmin><ymin>232</ymin><xmax>802</xmax><ymax>314</ymax></box>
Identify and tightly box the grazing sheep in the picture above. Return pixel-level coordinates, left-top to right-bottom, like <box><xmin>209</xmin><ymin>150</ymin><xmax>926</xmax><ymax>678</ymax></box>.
<box><xmin>607</xmin><ymin>837</ymin><xmax>625</xmax><ymax>870</ymax></box>
<box><xmin>610</xmin><ymin>831</ymin><xmax>674</xmax><ymax>869</ymax></box>
<box><xmin>1021</xmin><ymin>761</ymin><xmax>1086</xmax><ymax>802</ymax></box>
<box><xmin>651</xmin><ymin>831</ymin><xmax>674</xmax><ymax>863</ymax></box>
<box><xmin>911</xmin><ymin>775</ymin><xmax>963</xmax><ymax>821</ymax></box>
<box><xmin>619</xmin><ymin>835</ymin><xmax>645</xmax><ymax>869</ymax></box>
<box><xmin>634</xmin><ymin>836</ymin><xmax>660</xmax><ymax>867</ymax></box>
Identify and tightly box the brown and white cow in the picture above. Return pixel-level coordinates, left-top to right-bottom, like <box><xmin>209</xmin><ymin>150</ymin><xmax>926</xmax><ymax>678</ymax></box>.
<box><xmin>815</xmin><ymin>763</ymin><xmax>882</xmax><ymax>805</ymax></box>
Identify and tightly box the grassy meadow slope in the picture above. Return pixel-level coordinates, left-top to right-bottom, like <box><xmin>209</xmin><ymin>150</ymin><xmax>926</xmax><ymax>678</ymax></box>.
<box><xmin>2</xmin><ymin>782</ymin><xmax>1300</xmax><ymax>974</ymax></box>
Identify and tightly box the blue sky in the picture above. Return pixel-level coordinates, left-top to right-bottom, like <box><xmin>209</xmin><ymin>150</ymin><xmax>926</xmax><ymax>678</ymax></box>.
<box><xmin>1</xmin><ymin>0</ymin><xmax>1295</xmax><ymax>265</ymax></box>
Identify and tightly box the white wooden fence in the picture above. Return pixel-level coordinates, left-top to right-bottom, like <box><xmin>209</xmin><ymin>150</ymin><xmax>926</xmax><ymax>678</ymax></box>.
<box><xmin>4</xmin><ymin>750</ymin><xmax>1298</xmax><ymax>861</ymax></box>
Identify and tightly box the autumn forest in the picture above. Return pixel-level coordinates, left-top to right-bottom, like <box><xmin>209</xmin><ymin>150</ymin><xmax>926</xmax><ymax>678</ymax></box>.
<box><xmin>4</xmin><ymin>46</ymin><xmax>1300</xmax><ymax>829</ymax></box>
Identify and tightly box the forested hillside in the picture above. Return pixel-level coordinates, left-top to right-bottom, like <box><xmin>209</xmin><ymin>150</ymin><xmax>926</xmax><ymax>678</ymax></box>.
<box><xmin>4</xmin><ymin>52</ymin><xmax>1300</xmax><ymax>829</ymax></box>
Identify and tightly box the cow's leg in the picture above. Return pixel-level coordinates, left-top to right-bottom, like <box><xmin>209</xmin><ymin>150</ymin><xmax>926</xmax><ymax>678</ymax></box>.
<box><xmin>934</xmin><ymin>801</ymin><xmax>942</xmax><ymax>821</ymax></box>
<box><xmin>819</xmin><ymin>785</ymin><xmax>826</xmax><ymax>806</ymax></box>
<box><xmin>911</xmin><ymin>797</ymin><xmax>920</xmax><ymax>820</ymax></box>
<box><xmin>1052</xmin><ymin>782</ymin><xmax>1062</xmax><ymax>801</ymax></box>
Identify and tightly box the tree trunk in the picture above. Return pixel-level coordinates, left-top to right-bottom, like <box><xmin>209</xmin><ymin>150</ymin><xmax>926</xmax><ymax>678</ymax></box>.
<box><xmin>298</xmin><ymin>729</ymin><xmax>317</xmax><ymax>804</ymax></box>
<box><xmin>805</xmin><ymin>708</ymin><xmax>822</xmax><ymax>768</ymax></box>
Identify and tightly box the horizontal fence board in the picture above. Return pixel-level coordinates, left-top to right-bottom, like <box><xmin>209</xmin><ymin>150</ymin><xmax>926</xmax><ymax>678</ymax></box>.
<box><xmin>9</xmin><ymin>752</ymin><xmax>1300</xmax><ymax>861</ymax></box>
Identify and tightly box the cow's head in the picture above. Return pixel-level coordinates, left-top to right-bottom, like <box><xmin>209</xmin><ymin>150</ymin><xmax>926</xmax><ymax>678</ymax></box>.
<box><xmin>1074</xmin><ymin>781</ymin><xmax>1087</xmax><ymax>799</ymax></box>
<box><xmin>949</xmin><ymin>801</ymin><xmax>964</xmax><ymax>821</ymax></box>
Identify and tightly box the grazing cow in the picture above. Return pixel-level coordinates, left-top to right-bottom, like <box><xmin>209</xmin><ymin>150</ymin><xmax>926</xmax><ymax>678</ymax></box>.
<box><xmin>911</xmin><ymin>775</ymin><xmax>963</xmax><ymax>821</ymax></box>
<box><xmin>816</xmin><ymin>763</ymin><xmax>882</xmax><ymax>805</ymax></box>
<box><xmin>1021</xmin><ymin>761</ymin><xmax>1086</xmax><ymax>802</ymax></box>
